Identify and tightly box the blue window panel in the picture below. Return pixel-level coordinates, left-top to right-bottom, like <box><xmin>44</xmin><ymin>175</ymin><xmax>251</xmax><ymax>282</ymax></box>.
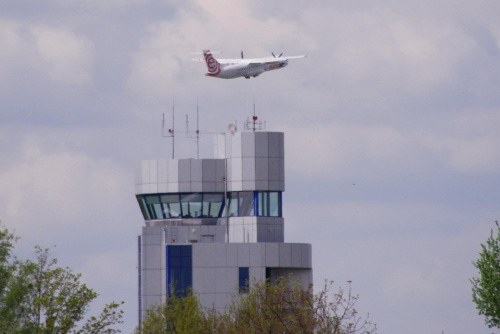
<box><xmin>167</xmin><ymin>245</ymin><xmax>193</xmax><ymax>297</ymax></box>
<box><xmin>239</xmin><ymin>267</ymin><xmax>249</xmax><ymax>293</ymax></box>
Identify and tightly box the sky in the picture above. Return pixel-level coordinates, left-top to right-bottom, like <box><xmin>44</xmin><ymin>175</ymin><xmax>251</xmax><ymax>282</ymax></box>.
<box><xmin>1</xmin><ymin>0</ymin><xmax>500</xmax><ymax>333</ymax></box>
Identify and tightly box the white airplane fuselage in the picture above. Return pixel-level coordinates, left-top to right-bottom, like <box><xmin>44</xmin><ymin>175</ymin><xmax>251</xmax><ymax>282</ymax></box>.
<box><xmin>209</xmin><ymin>59</ymin><xmax>288</xmax><ymax>79</ymax></box>
<box><xmin>199</xmin><ymin>50</ymin><xmax>303</xmax><ymax>79</ymax></box>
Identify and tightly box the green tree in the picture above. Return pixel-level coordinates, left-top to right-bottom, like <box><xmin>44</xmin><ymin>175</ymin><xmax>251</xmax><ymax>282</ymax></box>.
<box><xmin>471</xmin><ymin>221</ymin><xmax>500</xmax><ymax>329</ymax></box>
<box><xmin>0</xmin><ymin>222</ymin><xmax>34</xmax><ymax>332</ymax></box>
<box><xmin>0</xmin><ymin>221</ymin><xmax>124</xmax><ymax>334</ymax></box>
<box><xmin>223</xmin><ymin>277</ymin><xmax>376</xmax><ymax>334</ymax></box>
<box><xmin>137</xmin><ymin>276</ymin><xmax>377</xmax><ymax>334</ymax></box>
<box><xmin>135</xmin><ymin>290</ymin><xmax>205</xmax><ymax>334</ymax></box>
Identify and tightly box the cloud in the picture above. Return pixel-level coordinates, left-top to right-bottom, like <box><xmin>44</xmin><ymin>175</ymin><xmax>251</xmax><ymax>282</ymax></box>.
<box><xmin>0</xmin><ymin>135</ymin><xmax>132</xmax><ymax>243</ymax></box>
<box><xmin>0</xmin><ymin>19</ymin><xmax>94</xmax><ymax>85</ymax></box>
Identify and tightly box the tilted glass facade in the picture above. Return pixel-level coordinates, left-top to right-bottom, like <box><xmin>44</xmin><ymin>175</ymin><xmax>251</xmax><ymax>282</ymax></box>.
<box><xmin>137</xmin><ymin>191</ymin><xmax>282</xmax><ymax>220</ymax></box>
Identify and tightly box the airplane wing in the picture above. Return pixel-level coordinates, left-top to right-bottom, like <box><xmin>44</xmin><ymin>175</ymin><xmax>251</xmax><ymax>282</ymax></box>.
<box><xmin>283</xmin><ymin>55</ymin><xmax>306</xmax><ymax>60</ymax></box>
<box><xmin>248</xmin><ymin>55</ymin><xmax>306</xmax><ymax>64</ymax></box>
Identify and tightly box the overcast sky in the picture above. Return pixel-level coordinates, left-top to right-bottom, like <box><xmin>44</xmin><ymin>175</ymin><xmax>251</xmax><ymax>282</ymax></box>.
<box><xmin>1</xmin><ymin>0</ymin><xmax>500</xmax><ymax>333</ymax></box>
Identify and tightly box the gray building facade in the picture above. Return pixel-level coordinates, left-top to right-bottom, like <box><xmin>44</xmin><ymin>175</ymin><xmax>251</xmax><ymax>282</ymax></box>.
<box><xmin>135</xmin><ymin>131</ymin><xmax>313</xmax><ymax>321</ymax></box>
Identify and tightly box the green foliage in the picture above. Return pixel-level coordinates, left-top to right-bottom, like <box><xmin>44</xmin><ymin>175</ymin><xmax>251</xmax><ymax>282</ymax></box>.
<box><xmin>137</xmin><ymin>276</ymin><xmax>377</xmax><ymax>334</ymax></box>
<box><xmin>0</xmin><ymin>221</ymin><xmax>124</xmax><ymax>334</ymax></box>
<box><xmin>135</xmin><ymin>290</ymin><xmax>205</xmax><ymax>334</ymax></box>
<box><xmin>471</xmin><ymin>221</ymin><xmax>500</xmax><ymax>328</ymax></box>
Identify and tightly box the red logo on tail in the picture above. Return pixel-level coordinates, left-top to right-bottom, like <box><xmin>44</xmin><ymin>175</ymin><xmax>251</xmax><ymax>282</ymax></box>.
<box><xmin>203</xmin><ymin>50</ymin><xmax>221</xmax><ymax>76</ymax></box>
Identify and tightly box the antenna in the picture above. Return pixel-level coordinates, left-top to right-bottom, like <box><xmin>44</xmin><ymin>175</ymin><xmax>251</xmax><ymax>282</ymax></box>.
<box><xmin>185</xmin><ymin>104</ymin><xmax>201</xmax><ymax>158</ymax></box>
<box><xmin>162</xmin><ymin>103</ymin><xmax>175</xmax><ymax>158</ymax></box>
<box><xmin>244</xmin><ymin>98</ymin><xmax>266</xmax><ymax>131</ymax></box>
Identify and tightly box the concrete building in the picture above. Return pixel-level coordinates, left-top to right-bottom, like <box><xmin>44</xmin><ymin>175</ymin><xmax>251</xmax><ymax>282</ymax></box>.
<box><xmin>135</xmin><ymin>131</ymin><xmax>313</xmax><ymax>322</ymax></box>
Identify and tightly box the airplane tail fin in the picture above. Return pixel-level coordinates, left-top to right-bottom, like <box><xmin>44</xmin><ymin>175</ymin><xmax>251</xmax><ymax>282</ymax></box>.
<box><xmin>203</xmin><ymin>50</ymin><xmax>221</xmax><ymax>76</ymax></box>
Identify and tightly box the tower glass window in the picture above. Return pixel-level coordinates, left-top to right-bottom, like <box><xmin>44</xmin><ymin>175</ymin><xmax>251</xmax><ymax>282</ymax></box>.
<box><xmin>239</xmin><ymin>267</ymin><xmax>249</xmax><ymax>293</ymax></box>
<box><xmin>136</xmin><ymin>191</ymin><xmax>281</xmax><ymax>220</ymax></box>
<box><xmin>161</xmin><ymin>194</ymin><xmax>181</xmax><ymax>218</ymax></box>
<box><xmin>167</xmin><ymin>245</ymin><xmax>192</xmax><ymax>297</ymax></box>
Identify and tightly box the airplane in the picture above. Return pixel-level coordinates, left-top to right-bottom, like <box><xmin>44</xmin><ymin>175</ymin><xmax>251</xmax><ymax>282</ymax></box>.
<box><xmin>194</xmin><ymin>50</ymin><xmax>306</xmax><ymax>79</ymax></box>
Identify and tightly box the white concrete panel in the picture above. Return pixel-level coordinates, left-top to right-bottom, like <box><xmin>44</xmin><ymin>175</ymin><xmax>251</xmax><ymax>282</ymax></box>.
<box><xmin>279</xmin><ymin>158</ymin><xmax>285</xmax><ymax>181</ymax></box>
<box><xmin>268</xmin><ymin>158</ymin><xmax>282</xmax><ymax>181</ymax></box>
<box><xmin>255</xmin><ymin>158</ymin><xmax>269</xmax><ymax>181</ymax></box>
<box><xmin>178</xmin><ymin>159</ymin><xmax>191</xmax><ymax>183</ymax></box>
<box><xmin>167</xmin><ymin>160</ymin><xmax>179</xmax><ymax>183</ymax></box>
<box><xmin>149</xmin><ymin>183</ymin><xmax>158</xmax><ymax>193</ymax></box>
<box><xmin>242</xmin><ymin>157</ymin><xmax>256</xmax><ymax>181</ymax></box>
<box><xmin>158</xmin><ymin>183</ymin><xmax>168</xmax><ymax>193</ymax></box>
<box><xmin>268</xmin><ymin>132</ymin><xmax>281</xmax><ymax>158</ymax></box>
<box><xmin>291</xmin><ymin>244</ymin><xmax>302</xmax><ymax>267</ymax></box>
<box><xmin>192</xmin><ymin>245</ymin><xmax>205</xmax><ymax>268</ymax></box>
<box><xmin>216</xmin><ymin>182</ymin><xmax>225</xmax><ymax>192</ymax></box>
<box><xmin>191</xmin><ymin>182</ymin><xmax>203</xmax><ymax>192</ymax></box>
<box><xmin>231</xmin><ymin>157</ymin><xmax>242</xmax><ymax>182</ymax></box>
<box><xmin>202</xmin><ymin>182</ymin><xmax>216</xmax><ymax>192</ymax></box>
<box><xmin>215</xmin><ymin>159</ymin><xmax>226</xmax><ymax>183</ymax></box>
<box><xmin>268</xmin><ymin>181</ymin><xmax>282</xmax><ymax>191</ymax></box>
<box><xmin>215</xmin><ymin>243</ymin><xmax>227</xmax><ymax>267</ymax></box>
<box><xmin>214</xmin><ymin>134</ymin><xmax>226</xmax><ymax>159</ymax></box>
<box><xmin>158</xmin><ymin>159</ymin><xmax>169</xmax><ymax>183</ymax></box>
<box><xmin>226</xmin><ymin>158</ymin><xmax>233</xmax><ymax>183</ymax></box>
<box><xmin>278</xmin><ymin>132</ymin><xmax>285</xmax><ymax>158</ymax></box>
<box><xmin>199</xmin><ymin>243</ymin><xmax>216</xmax><ymax>268</ymax></box>
<box><xmin>225</xmin><ymin>133</ymin><xmax>233</xmax><ymax>159</ymax></box>
<box><xmin>140</xmin><ymin>184</ymin><xmax>150</xmax><ymax>194</ymax></box>
<box><xmin>242</xmin><ymin>181</ymin><xmax>256</xmax><ymax>191</ymax></box>
<box><xmin>249</xmin><ymin>267</ymin><xmax>266</xmax><ymax>281</ymax></box>
<box><xmin>255</xmin><ymin>132</ymin><xmax>269</xmax><ymax>158</ymax></box>
<box><xmin>191</xmin><ymin>159</ymin><xmax>203</xmax><ymax>182</ymax></box>
<box><xmin>141</xmin><ymin>160</ymin><xmax>150</xmax><ymax>184</ymax></box>
<box><xmin>301</xmin><ymin>244</ymin><xmax>312</xmax><ymax>268</ymax></box>
<box><xmin>231</xmin><ymin>132</ymin><xmax>242</xmax><ymax>158</ymax></box>
<box><xmin>249</xmin><ymin>243</ymin><xmax>264</xmax><ymax>267</ymax></box>
<box><xmin>198</xmin><ymin>267</ymin><xmax>216</xmax><ymax>293</ymax></box>
<box><xmin>231</xmin><ymin>222</ymin><xmax>244</xmax><ymax>243</ymax></box>
<box><xmin>241</xmin><ymin>132</ymin><xmax>255</xmax><ymax>158</ymax></box>
<box><xmin>143</xmin><ymin>245</ymin><xmax>163</xmax><ymax>270</ymax></box>
<box><xmin>193</xmin><ymin>267</ymin><xmax>205</xmax><ymax>293</ymax></box>
<box><xmin>202</xmin><ymin>159</ymin><xmax>216</xmax><ymax>182</ymax></box>
<box><xmin>224</xmin><ymin>271</ymin><xmax>238</xmax><ymax>294</ymax></box>
<box><xmin>135</xmin><ymin>185</ymin><xmax>141</xmax><ymax>194</ymax></box>
<box><xmin>215</xmin><ymin>267</ymin><xmax>233</xmax><ymax>293</ymax></box>
<box><xmin>143</xmin><ymin>269</ymin><xmax>163</xmax><ymax>296</ymax></box>
<box><xmin>279</xmin><ymin>243</ymin><xmax>292</xmax><ymax>267</ymax></box>
<box><xmin>167</xmin><ymin>183</ymin><xmax>179</xmax><ymax>193</ymax></box>
<box><xmin>276</xmin><ymin>222</ymin><xmax>284</xmax><ymax>242</ymax></box>
<box><xmin>237</xmin><ymin>244</ymin><xmax>250</xmax><ymax>266</ymax></box>
<box><xmin>255</xmin><ymin>180</ymin><xmax>269</xmax><ymax>191</ymax></box>
<box><xmin>265</xmin><ymin>243</ymin><xmax>280</xmax><ymax>267</ymax></box>
<box><xmin>149</xmin><ymin>160</ymin><xmax>158</xmax><ymax>184</ymax></box>
<box><xmin>178</xmin><ymin>182</ymin><xmax>190</xmax><ymax>193</ymax></box>
<box><xmin>142</xmin><ymin>232</ymin><xmax>162</xmax><ymax>245</ymax></box>
<box><xmin>226</xmin><ymin>244</ymin><xmax>238</xmax><ymax>266</ymax></box>
<box><xmin>229</xmin><ymin>181</ymin><xmax>243</xmax><ymax>192</ymax></box>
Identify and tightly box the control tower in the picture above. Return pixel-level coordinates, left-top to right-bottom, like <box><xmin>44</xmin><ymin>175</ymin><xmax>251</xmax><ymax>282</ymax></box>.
<box><xmin>135</xmin><ymin>130</ymin><xmax>313</xmax><ymax>321</ymax></box>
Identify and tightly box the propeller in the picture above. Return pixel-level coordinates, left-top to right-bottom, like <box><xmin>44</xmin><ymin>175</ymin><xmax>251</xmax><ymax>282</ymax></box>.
<box><xmin>241</xmin><ymin>51</ymin><xmax>244</xmax><ymax>59</ymax></box>
<box><xmin>271</xmin><ymin>52</ymin><xmax>283</xmax><ymax>58</ymax></box>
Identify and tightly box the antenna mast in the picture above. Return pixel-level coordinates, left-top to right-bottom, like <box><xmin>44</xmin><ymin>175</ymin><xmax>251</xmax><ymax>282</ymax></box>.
<box><xmin>185</xmin><ymin>104</ymin><xmax>201</xmax><ymax>158</ymax></box>
<box><xmin>245</xmin><ymin>98</ymin><xmax>266</xmax><ymax>131</ymax></box>
<box><xmin>162</xmin><ymin>103</ymin><xmax>175</xmax><ymax>159</ymax></box>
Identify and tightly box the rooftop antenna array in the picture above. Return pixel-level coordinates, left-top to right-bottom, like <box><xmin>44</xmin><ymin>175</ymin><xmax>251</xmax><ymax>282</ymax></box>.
<box><xmin>244</xmin><ymin>97</ymin><xmax>266</xmax><ymax>132</ymax></box>
<box><xmin>162</xmin><ymin>103</ymin><xmax>175</xmax><ymax>159</ymax></box>
<box><xmin>185</xmin><ymin>104</ymin><xmax>200</xmax><ymax>158</ymax></box>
